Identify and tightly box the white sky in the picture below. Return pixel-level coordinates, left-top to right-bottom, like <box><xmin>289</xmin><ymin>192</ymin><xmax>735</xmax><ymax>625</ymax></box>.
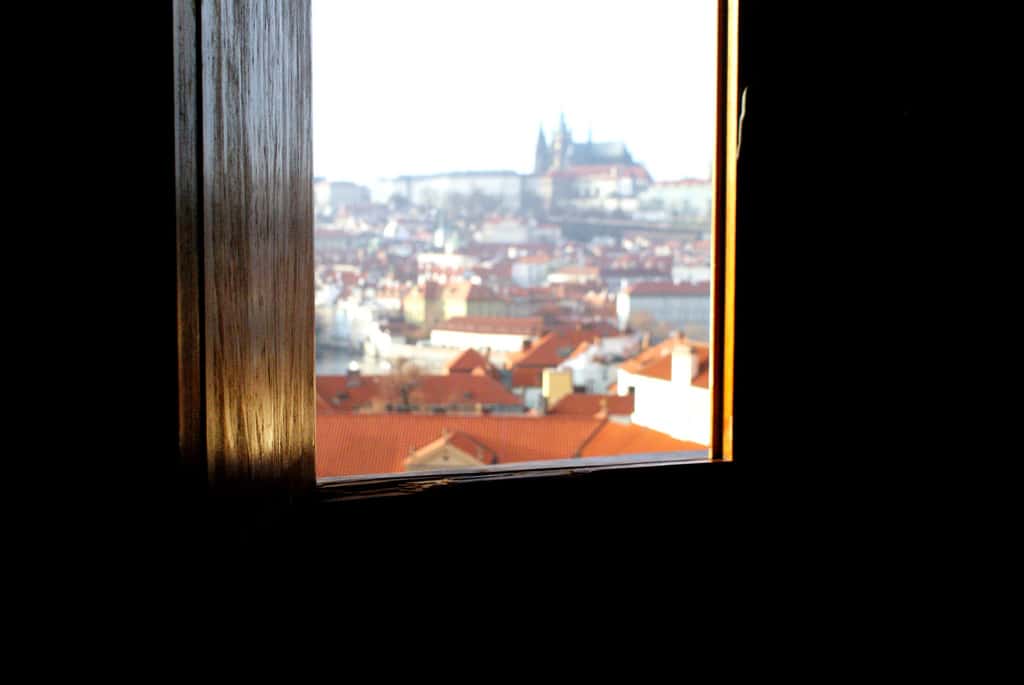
<box><xmin>312</xmin><ymin>0</ymin><xmax>717</xmax><ymax>186</ymax></box>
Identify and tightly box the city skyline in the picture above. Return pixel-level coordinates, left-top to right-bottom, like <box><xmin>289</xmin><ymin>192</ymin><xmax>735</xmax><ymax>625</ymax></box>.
<box><xmin>312</xmin><ymin>0</ymin><xmax>717</xmax><ymax>187</ymax></box>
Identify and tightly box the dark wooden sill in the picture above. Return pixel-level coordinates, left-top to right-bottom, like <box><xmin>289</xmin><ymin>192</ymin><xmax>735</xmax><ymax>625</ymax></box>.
<box><xmin>315</xmin><ymin>451</ymin><xmax>717</xmax><ymax>503</ymax></box>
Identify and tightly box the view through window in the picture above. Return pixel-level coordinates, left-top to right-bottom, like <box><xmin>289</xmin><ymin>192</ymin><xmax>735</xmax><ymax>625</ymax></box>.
<box><xmin>313</xmin><ymin>0</ymin><xmax>718</xmax><ymax>480</ymax></box>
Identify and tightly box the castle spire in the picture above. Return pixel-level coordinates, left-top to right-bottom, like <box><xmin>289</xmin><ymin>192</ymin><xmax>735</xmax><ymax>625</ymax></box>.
<box><xmin>534</xmin><ymin>123</ymin><xmax>550</xmax><ymax>174</ymax></box>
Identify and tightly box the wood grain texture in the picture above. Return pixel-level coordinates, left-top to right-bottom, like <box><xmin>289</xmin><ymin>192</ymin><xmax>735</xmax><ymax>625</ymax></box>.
<box><xmin>175</xmin><ymin>0</ymin><xmax>206</xmax><ymax>481</ymax></box>
<box><xmin>200</xmin><ymin>0</ymin><xmax>314</xmax><ymax>493</ymax></box>
<box><xmin>710</xmin><ymin>0</ymin><xmax>737</xmax><ymax>461</ymax></box>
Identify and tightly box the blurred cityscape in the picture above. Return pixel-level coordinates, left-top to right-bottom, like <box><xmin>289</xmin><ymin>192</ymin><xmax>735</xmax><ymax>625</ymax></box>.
<box><xmin>316</xmin><ymin>114</ymin><xmax>713</xmax><ymax>478</ymax></box>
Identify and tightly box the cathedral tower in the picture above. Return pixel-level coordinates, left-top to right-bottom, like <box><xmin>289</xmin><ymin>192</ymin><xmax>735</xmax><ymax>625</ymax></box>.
<box><xmin>534</xmin><ymin>125</ymin><xmax>550</xmax><ymax>174</ymax></box>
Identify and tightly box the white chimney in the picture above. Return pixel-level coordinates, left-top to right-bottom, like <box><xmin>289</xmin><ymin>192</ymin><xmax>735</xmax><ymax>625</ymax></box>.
<box><xmin>670</xmin><ymin>344</ymin><xmax>694</xmax><ymax>387</ymax></box>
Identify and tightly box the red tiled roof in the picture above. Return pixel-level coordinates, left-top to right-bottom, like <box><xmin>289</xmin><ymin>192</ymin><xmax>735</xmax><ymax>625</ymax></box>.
<box><xmin>623</xmin><ymin>281</ymin><xmax>710</xmax><ymax>296</ymax></box>
<box><xmin>443</xmin><ymin>281</ymin><xmax>499</xmax><ymax>301</ymax></box>
<box><xmin>434</xmin><ymin>316</ymin><xmax>544</xmax><ymax>336</ymax></box>
<box><xmin>635</xmin><ymin>354</ymin><xmax>673</xmax><ymax>380</ymax></box>
<box><xmin>316</xmin><ymin>414</ymin><xmax>606</xmax><ymax>477</ymax></box>
<box><xmin>316</xmin><ymin>373</ymin><xmax>522</xmax><ymax>412</ymax></box>
<box><xmin>445</xmin><ymin>348</ymin><xmax>493</xmax><ymax>374</ymax></box>
<box><xmin>506</xmin><ymin>328</ymin><xmax>602</xmax><ymax>369</ymax></box>
<box><xmin>552</xmin><ymin>321</ymin><xmax>620</xmax><ymax>338</ymax></box>
<box><xmin>580</xmin><ymin>421</ymin><xmax>705</xmax><ymax>456</ymax></box>
<box><xmin>549</xmin><ymin>393</ymin><xmax>634</xmax><ymax>416</ymax></box>
<box><xmin>510</xmin><ymin>367</ymin><xmax>543</xmax><ymax>388</ymax></box>
<box><xmin>563</xmin><ymin>340</ymin><xmax>592</xmax><ymax>362</ymax></box>
<box><xmin>618</xmin><ymin>338</ymin><xmax>710</xmax><ymax>386</ymax></box>
<box><xmin>617</xmin><ymin>337</ymin><xmax>682</xmax><ymax>377</ymax></box>
<box><xmin>316</xmin><ymin>413</ymin><xmax>703</xmax><ymax>478</ymax></box>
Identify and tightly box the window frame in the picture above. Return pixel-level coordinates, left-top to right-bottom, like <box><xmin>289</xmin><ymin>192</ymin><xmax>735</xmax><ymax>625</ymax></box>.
<box><xmin>175</xmin><ymin>0</ymin><xmax>738</xmax><ymax>500</ymax></box>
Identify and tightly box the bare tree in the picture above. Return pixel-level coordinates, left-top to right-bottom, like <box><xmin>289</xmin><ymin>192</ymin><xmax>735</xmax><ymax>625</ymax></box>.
<box><xmin>377</xmin><ymin>357</ymin><xmax>424</xmax><ymax>411</ymax></box>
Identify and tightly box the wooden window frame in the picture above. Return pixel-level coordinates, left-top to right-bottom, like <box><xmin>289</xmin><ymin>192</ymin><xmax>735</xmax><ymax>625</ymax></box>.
<box><xmin>174</xmin><ymin>0</ymin><xmax>739</xmax><ymax>501</ymax></box>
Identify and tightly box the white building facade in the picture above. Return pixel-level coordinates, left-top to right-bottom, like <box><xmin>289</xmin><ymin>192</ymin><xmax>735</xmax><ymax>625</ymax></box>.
<box><xmin>616</xmin><ymin>345</ymin><xmax>709</xmax><ymax>445</ymax></box>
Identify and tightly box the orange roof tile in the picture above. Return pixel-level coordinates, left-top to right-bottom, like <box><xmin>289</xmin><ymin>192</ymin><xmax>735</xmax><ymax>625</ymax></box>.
<box><xmin>507</xmin><ymin>328</ymin><xmax>604</xmax><ymax>368</ymax></box>
<box><xmin>445</xmin><ymin>348</ymin><xmax>493</xmax><ymax>374</ymax></box>
<box><xmin>580</xmin><ymin>421</ymin><xmax>705</xmax><ymax>456</ymax></box>
<box><xmin>549</xmin><ymin>393</ymin><xmax>634</xmax><ymax>416</ymax></box>
<box><xmin>510</xmin><ymin>367</ymin><xmax>543</xmax><ymax>388</ymax></box>
<box><xmin>316</xmin><ymin>414</ymin><xmax>605</xmax><ymax>477</ymax></box>
<box><xmin>618</xmin><ymin>337</ymin><xmax>710</xmax><ymax>386</ymax></box>
<box><xmin>636</xmin><ymin>354</ymin><xmax>673</xmax><ymax>380</ymax></box>
<box><xmin>316</xmin><ymin>373</ymin><xmax>522</xmax><ymax>412</ymax></box>
<box><xmin>617</xmin><ymin>337</ymin><xmax>682</xmax><ymax>376</ymax></box>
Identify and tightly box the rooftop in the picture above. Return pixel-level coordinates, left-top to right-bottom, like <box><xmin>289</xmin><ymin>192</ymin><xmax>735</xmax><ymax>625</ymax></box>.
<box><xmin>549</xmin><ymin>393</ymin><xmax>635</xmax><ymax>417</ymax></box>
<box><xmin>433</xmin><ymin>316</ymin><xmax>545</xmax><ymax>336</ymax></box>
<box><xmin>316</xmin><ymin>413</ymin><xmax>704</xmax><ymax>478</ymax></box>
<box><xmin>622</xmin><ymin>281</ymin><xmax>710</xmax><ymax>296</ymax></box>
<box><xmin>317</xmin><ymin>373</ymin><xmax>523</xmax><ymax>413</ymax></box>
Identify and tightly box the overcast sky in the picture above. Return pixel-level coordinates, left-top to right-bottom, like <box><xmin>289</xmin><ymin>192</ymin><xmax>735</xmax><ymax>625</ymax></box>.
<box><xmin>312</xmin><ymin>0</ymin><xmax>717</xmax><ymax>186</ymax></box>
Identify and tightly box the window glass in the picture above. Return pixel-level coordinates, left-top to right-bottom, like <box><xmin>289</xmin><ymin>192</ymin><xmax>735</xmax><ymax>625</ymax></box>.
<box><xmin>313</xmin><ymin>0</ymin><xmax>717</xmax><ymax>480</ymax></box>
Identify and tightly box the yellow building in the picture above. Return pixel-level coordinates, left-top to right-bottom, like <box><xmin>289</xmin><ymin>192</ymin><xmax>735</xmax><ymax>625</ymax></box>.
<box><xmin>441</xmin><ymin>282</ymin><xmax>508</xmax><ymax>321</ymax></box>
<box><xmin>402</xmin><ymin>282</ymin><xmax>445</xmax><ymax>328</ymax></box>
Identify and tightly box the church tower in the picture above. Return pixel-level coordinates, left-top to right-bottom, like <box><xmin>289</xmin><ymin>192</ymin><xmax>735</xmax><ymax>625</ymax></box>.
<box><xmin>534</xmin><ymin>125</ymin><xmax>550</xmax><ymax>174</ymax></box>
<box><xmin>550</xmin><ymin>112</ymin><xmax>572</xmax><ymax>170</ymax></box>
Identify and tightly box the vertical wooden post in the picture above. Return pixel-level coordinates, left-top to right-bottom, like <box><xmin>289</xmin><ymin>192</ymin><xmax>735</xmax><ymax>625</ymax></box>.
<box><xmin>710</xmin><ymin>0</ymin><xmax>738</xmax><ymax>460</ymax></box>
<box><xmin>175</xmin><ymin>0</ymin><xmax>315</xmax><ymax>496</ymax></box>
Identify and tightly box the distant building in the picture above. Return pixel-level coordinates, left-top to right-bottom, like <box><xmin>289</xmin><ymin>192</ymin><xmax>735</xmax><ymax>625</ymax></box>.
<box><xmin>317</xmin><ymin>370</ymin><xmax>524</xmax><ymax>415</ymax></box>
<box><xmin>441</xmin><ymin>281</ymin><xmax>508</xmax><ymax>320</ymax></box>
<box><xmin>314</xmin><ymin>179</ymin><xmax>371</xmax><ymax>221</ymax></box>
<box><xmin>511</xmin><ymin>254</ymin><xmax>553</xmax><ymax>288</ymax></box>
<box><xmin>527</xmin><ymin>113</ymin><xmax>652</xmax><ymax>211</ymax></box>
<box><xmin>616</xmin><ymin>281</ymin><xmax>710</xmax><ymax>339</ymax></box>
<box><xmin>385</xmin><ymin>170</ymin><xmax>523</xmax><ymax>212</ymax></box>
<box><xmin>429</xmin><ymin>316</ymin><xmax>544</xmax><ymax>353</ymax></box>
<box><xmin>556</xmin><ymin>333</ymin><xmax>642</xmax><ymax>394</ymax></box>
<box><xmin>402</xmin><ymin>281</ymin><xmax>444</xmax><ymax>328</ymax></box>
<box><xmin>636</xmin><ymin>179</ymin><xmax>712</xmax><ymax>224</ymax></box>
<box><xmin>534</xmin><ymin>113</ymin><xmax>635</xmax><ymax>174</ymax></box>
<box><xmin>476</xmin><ymin>217</ymin><xmax>531</xmax><ymax>244</ymax></box>
<box><xmin>671</xmin><ymin>263</ymin><xmax>712</xmax><ymax>284</ymax></box>
<box><xmin>547</xmin><ymin>265</ymin><xmax>600</xmax><ymax>286</ymax></box>
<box><xmin>505</xmin><ymin>324</ymin><xmax>619</xmax><ymax>410</ymax></box>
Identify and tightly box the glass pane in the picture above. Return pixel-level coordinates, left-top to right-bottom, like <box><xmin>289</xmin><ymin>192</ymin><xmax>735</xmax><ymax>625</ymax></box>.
<box><xmin>313</xmin><ymin>0</ymin><xmax>717</xmax><ymax>479</ymax></box>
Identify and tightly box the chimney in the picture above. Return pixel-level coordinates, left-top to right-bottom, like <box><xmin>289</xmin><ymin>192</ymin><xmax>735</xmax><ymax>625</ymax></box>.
<box><xmin>670</xmin><ymin>344</ymin><xmax>694</xmax><ymax>387</ymax></box>
<box><xmin>641</xmin><ymin>332</ymin><xmax>651</xmax><ymax>350</ymax></box>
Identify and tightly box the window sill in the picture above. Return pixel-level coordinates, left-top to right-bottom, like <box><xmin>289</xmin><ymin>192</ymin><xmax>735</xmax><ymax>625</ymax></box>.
<box><xmin>315</xmin><ymin>450</ymin><xmax>716</xmax><ymax>502</ymax></box>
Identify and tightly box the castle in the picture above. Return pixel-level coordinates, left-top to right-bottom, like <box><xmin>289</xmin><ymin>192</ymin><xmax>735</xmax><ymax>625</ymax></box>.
<box><xmin>534</xmin><ymin>112</ymin><xmax>635</xmax><ymax>174</ymax></box>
